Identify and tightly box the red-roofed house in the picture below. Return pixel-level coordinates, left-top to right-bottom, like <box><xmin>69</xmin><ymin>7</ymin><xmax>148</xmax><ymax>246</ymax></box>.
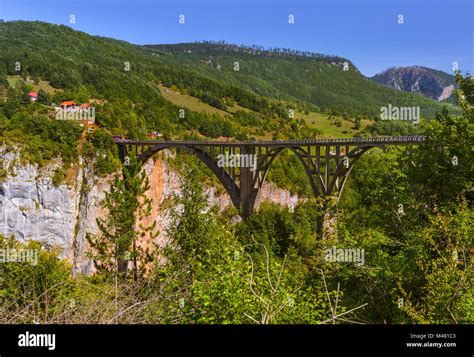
<box><xmin>61</xmin><ymin>101</ymin><xmax>77</xmax><ymax>108</ymax></box>
<box><xmin>79</xmin><ymin>103</ymin><xmax>91</xmax><ymax>109</ymax></box>
<box><xmin>28</xmin><ymin>92</ymin><xmax>38</xmax><ymax>102</ymax></box>
<box><xmin>147</xmin><ymin>131</ymin><xmax>162</xmax><ymax>139</ymax></box>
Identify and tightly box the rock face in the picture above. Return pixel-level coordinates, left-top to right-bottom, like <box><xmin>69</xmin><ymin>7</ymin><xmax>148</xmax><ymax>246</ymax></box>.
<box><xmin>0</xmin><ymin>146</ymin><xmax>79</xmax><ymax>259</ymax></box>
<box><xmin>72</xmin><ymin>156</ymin><xmax>110</xmax><ymax>275</ymax></box>
<box><xmin>0</xmin><ymin>148</ymin><xmax>303</xmax><ymax>273</ymax></box>
<box><xmin>370</xmin><ymin>66</ymin><xmax>457</xmax><ymax>101</ymax></box>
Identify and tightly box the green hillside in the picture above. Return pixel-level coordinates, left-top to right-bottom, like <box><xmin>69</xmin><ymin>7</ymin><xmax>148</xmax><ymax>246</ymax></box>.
<box><xmin>145</xmin><ymin>42</ymin><xmax>457</xmax><ymax>119</ymax></box>
<box><xmin>0</xmin><ymin>20</ymin><xmax>459</xmax><ymax>189</ymax></box>
<box><xmin>0</xmin><ymin>21</ymin><xmax>457</xmax><ymax>141</ymax></box>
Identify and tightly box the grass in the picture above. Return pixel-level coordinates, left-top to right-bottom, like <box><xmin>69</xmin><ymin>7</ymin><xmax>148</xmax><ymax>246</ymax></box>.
<box><xmin>226</xmin><ymin>102</ymin><xmax>256</xmax><ymax>114</ymax></box>
<box><xmin>7</xmin><ymin>75</ymin><xmax>58</xmax><ymax>94</ymax></box>
<box><xmin>158</xmin><ymin>84</ymin><xmax>230</xmax><ymax>117</ymax></box>
<box><xmin>158</xmin><ymin>83</ymin><xmax>258</xmax><ymax>117</ymax></box>
<box><xmin>157</xmin><ymin>83</ymin><xmax>373</xmax><ymax>139</ymax></box>
<box><xmin>299</xmin><ymin>111</ymin><xmax>372</xmax><ymax>138</ymax></box>
<box><xmin>254</xmin><ymin>131</ymin><xmax>275</xmax><ymax>140</ymax></box>
<box><xmin>254</xmin><ymin>111</ymin><xmax>373</xmax><ymax>140</ymax></box>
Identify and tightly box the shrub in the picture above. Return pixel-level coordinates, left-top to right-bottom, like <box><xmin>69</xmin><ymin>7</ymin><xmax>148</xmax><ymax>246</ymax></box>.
<box><xmin>0</xmin><ymin>235</ymin><xmax>75</xmax><ymax>323</ymax></box>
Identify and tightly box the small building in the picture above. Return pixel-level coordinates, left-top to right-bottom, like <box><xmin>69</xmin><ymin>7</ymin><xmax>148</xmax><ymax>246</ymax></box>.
<box><xmin>147</xmin><ymin>131</ymin><xmax>162</xmax><ymax>139</ymax></box>
<box><xmin>80</xmin><ymin>103</ymin><xmax>96</xmax><ymax>124</ymax></box>
<box><xmin>28</xmin><ymin>92</ymin><xmax>38</xmax><ymax>102</ymax></box>
<box><xmin>60</xmin><ymin>101</ymin><xmax>77</xmax><ymax>109</ymax></box>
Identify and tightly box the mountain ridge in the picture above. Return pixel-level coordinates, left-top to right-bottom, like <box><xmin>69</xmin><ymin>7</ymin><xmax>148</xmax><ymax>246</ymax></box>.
<box><xmin>370</xmin><ymin>66</ymin><xmax>457</xmax><ymax>102</ymax></box>
<box><xmin>0</xmin><ymin>21</ymin><xmax>458</xmax><ymax>143</ymax></box>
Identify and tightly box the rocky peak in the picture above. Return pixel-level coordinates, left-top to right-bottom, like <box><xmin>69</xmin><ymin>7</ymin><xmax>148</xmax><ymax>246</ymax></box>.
<box><xmin>370</xmin><ymin>66</ymin><xmax>457</xmax><ymax>101</ymax></box>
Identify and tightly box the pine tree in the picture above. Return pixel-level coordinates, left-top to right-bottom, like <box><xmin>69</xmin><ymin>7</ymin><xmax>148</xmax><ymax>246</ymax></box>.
<box><xmin>87</xmin><ymin>153</ymin><xmax>157</xmax><ymax>282</ymax></box>
<box><xmin>165</xmin><ymin>162</ymin><xmax>217</xmax><ymax>267</ymax></box>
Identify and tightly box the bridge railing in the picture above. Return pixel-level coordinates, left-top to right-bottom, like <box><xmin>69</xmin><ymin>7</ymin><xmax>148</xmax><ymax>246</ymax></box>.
<box><xmin>114</xmin><ymin>135</ymin><xmax>426</xmax><ymax>145</ymax></box>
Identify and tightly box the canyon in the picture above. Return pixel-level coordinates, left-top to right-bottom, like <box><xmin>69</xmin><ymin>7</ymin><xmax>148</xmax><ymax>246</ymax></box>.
<box><xmin>0</xmin><ymin>146</ymin><xmax>300</xmax><ymax>274</ymax></box>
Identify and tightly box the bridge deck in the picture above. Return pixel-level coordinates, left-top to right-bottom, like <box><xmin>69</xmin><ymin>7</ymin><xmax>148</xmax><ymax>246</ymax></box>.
<box><xmin>115</xmin><ymin>135</ymin><xmax>425</xmax><ymax>146</ymax></box>
<box><xmin>115</xmin><ymin>135</ymin><xmax>426</xmax><ymax>218</ymax></box>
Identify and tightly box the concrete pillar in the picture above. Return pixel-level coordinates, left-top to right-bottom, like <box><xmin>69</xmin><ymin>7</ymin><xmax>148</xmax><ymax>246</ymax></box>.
<box><xmin>239</xmin><ymin>146</ymin><xmax>257</xmax><ymax>218</ymax></box>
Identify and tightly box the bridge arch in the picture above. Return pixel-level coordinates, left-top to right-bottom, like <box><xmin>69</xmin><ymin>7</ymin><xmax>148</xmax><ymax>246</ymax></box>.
<box><xmin>116</xmin><ymin>136</ymin><xmax>424</xmax><ymax>219</ymax></box>
<box><xmin>136</xmin><ymin>144</ymin><xmax>241</xmax><ymax>209</ymax></box>
<box><xmin>248</xmin><ymin>144</ymin><xmax>386</xmax><ymax>211</ymax></box>
<box><xmin>247</xmin><ymin>146</ymin><xmax>319</xmax><ymax>212</ymax></box>
<box><xmin>332</xmin><ymin>144</ymin><xmax>385</xmax><ymax>200</ymax></box>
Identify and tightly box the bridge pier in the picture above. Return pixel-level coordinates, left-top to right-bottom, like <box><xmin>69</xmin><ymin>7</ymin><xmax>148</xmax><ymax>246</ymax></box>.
<box><xmin>239</xmin><ymin>146</ymin><xmax>258</xmax><ymax>218</ymax></box>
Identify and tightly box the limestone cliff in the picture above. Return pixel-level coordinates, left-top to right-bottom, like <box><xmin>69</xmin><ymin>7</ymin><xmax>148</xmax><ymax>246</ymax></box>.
<box><xmin>0</xmin><ymin>147</ymin><xmax>302</xmax><ymax>273</ymax></box>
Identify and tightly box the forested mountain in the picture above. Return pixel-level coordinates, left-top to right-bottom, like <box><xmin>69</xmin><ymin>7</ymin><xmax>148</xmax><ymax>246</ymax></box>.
<box><xmin>370</xmin><ymin>66</ymin><xmax>457</xmax><ymax>102</ymax></box>
<box><xmin>145</xmin><ymin>42</ymin><xmax>455</xmax><ymax>118</ymax></box>
<box><xmin>0</xmin><ymin>21</ymin><xmax>455</xmax><ymax>140</ymax></box>
<box><xmin>0</xmin><ymin>20</ymin><xmax>459</xmax><ymax>192</ymax></box>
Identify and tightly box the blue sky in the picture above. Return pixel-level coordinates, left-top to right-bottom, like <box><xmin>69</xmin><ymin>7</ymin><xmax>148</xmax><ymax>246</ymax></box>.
<box><xmin>0</xmin><ymin>0</ymin><xmax>472</xmax><ymax>76</ymax></box>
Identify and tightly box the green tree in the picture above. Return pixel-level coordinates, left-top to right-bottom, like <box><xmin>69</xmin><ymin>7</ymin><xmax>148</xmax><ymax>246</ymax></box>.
<box><xmin>408</xmin><ymin>73</ymin><xmax>473</xmax><ymax>207</ymax></box>
<box><xmin>87</xmin><ymin>153</ymin><xmax>156</xmax><ymax>282</ymax></box>
<box><xmin>354</xmin><ymin>117</ymin><xmax>361</xmax><ymax>130</ymax></box>
<box><xmin>0</xmin><ymin>235</ymin><xmax>75</xmax><ymax>323</ymax></box>
<box><xmin>37</xmin><ymin>88</ymin><xmax>49</xmax><ymax>104</ymax></box>
<box><xmin>336</xmin><ymin>73</ymin><xmax>474</xmax><ymax>323</ymax></box>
